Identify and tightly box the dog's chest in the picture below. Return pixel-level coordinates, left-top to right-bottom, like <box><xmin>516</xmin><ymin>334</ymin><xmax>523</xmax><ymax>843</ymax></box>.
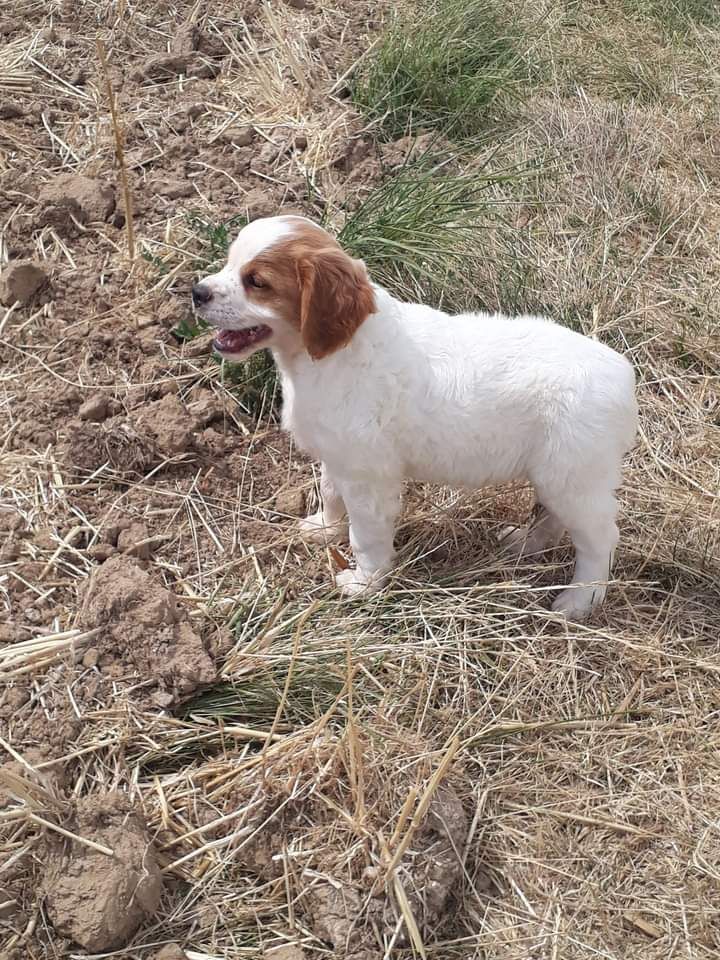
<box><xmin>278</xmin><ymin>376</ymin><xmax>325</xmax><ymax>460</ymax></box>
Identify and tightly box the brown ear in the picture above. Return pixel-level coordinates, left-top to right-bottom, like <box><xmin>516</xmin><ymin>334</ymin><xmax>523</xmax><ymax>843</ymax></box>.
<box><xmin>296</xmin><ymin>248</ymin><xmax>376</xmax><ymax>360</ymax></box>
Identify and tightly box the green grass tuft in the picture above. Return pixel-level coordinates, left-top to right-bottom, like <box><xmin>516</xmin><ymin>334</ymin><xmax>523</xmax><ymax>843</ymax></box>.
<box><xmin>215</xmin><ymin>351</ymin><xmax>279</xmax><ymax>421</ymax></box>
<box><xmin>186</xmin><ymin>212</ymin><xmax>248</xmax><ymax>271</ymax></box>
<box><xmin>182</xmin><ymin>672</ymin><xmax>345</xmax><ymax>728</ymax></box>
<box><xmin>353</xmin><ymin>0</ymin><xmax>538</xmax><ymax>140</ymax></box>
<box><xmin>340</xmin><ymin>160</ymin><xmax>540</xmax><ymax>312</ymax></box>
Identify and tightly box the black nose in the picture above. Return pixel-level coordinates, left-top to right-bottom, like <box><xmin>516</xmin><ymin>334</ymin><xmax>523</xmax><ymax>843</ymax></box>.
<box><xmin>192</xmin><ymin>283</ymin><xmax>213</xmax><ymax>307</ymax></box>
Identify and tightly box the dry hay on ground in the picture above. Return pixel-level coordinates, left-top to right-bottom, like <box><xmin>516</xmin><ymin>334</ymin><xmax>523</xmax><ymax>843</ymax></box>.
<box><xmin>1</xmin><ymin>1</ymin><xmax>719</xmax><ymax>959</ymax></box>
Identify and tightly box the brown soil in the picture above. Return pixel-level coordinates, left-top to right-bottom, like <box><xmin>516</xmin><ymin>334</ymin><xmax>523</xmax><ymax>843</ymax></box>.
<box><xmin>43</xmin><ymin>791</ymin><xmax>163</xmax><ymax>952</ymax></box>
<box><xmin>78</xmin><ymin>555</ymin><xmax>216</xmax><ymax>705</ymax></box>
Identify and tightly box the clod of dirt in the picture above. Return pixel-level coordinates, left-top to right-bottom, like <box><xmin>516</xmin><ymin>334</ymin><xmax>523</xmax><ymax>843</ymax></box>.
<box><xmin>0</xmin><ymin>17</ymin><xmax>22</xmax><ymax>35</ymax></box>
<box><xmin>274</xmin><ymin>487</ymin><xmax>306</xmax><ymax>518</ymax></box>
<box><xmin>78</xmin><ymin>393</ymin><xmax>110</xmax><ymax>422</ymax></box>
<box><xmin>43</xmin><ymin>792</ymin><xmax>163</xmax><ymax>951</ymax></box>
<box><xmin>0</xmin><ymin>100</ymin><xmax>23</xmax><ymax>119</ymax></box>
<box><xmin>153</xmin><ymin>945</ymin><xmax>188</xmax><ymax>960</ymax></box>
<box><xmin>87</xmin><ymin>543</ymin><xmax>117</xmax><ymax>562</ymax></box>
<box><xmin>0</xmin><ymin>260</ymin><xmax>49</xmax><ymax>306</ymax></box>
<box><xmin>64</xmin><ymin>419</ymin><xmax>159</xmax><ymax>477</ymax></box>
<box><xmin>38</xmin><ymin>174</ymin><xmax>115</xmax><ymax>231</ymax></box>
<box><xmin>189</xmin><ymin>392</ymin><xmax>238</xmax><ymax>427</ymax></box>
<box><xmin>233</xmin><ymin>729</ymin><xmax>469</xmax><ymax>956</ymax></box>
<box><xmin>263</xmin><ymin>946</ymin><xmax>306</xmax><ymax>960</ymax></box>
<box><xmin>151</xmin><ymin>178</ymin><xmax>195</xmax><ymax>200</ymax></box>
<box><xmin>135</xmin><ymin>394</ymin><xmax>197</xmax><ymax>457</ymax></box>
<box><xmin>241</xmin><ymin>186</ymin><xmax>281</xmax><ymax>220</ymax></box>
<box><xmin>117</xmin><ymin>520</ymin><xmax>163</xmax><ymax>560</ymax></box>
<box><xmin>305</xmin><ymin>883</ymin><xmax>367</xmax><ymax>957</ymax></box>
<box><xmin>134</xmin><ymin>53</ymin><xmax>214</xmax><ymax>82</ymax></box>
<box><xmin>78</xmin><ymin>556</ymin><xmax>216</xmax><ymax>704</ymax></box>
<box><xmin>220</xmin><ymin>126</ymin><xmax>255</xmax><ymax>147</ymax></box>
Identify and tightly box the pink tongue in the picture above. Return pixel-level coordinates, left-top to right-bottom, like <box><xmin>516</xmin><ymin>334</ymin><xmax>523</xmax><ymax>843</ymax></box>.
<box><xmin>215</xmin><ymin>326</ymin><xmax>269</xmax><ymax>351</ymax></box>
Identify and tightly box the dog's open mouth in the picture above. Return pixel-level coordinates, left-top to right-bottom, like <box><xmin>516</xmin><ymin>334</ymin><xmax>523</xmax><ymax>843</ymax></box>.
<box><xmin>213</xmin><ymin>326</ymin><xmax>272</xmax><ymax>354</ymax></box>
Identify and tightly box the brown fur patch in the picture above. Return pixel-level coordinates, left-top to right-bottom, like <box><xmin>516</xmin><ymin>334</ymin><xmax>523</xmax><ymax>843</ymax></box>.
<box><xmin>241</xmin><ymin>221</ymin><xmax>376</xmax><ymax>359</ymax></box>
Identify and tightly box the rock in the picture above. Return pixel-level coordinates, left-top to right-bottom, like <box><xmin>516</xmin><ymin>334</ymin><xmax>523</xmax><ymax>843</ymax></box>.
<box><xmin>152</xmin><ymin>178</ymin><xmax>194</xmax><ymax>200</ymax></box>
<box><xmin>134</xmin><ymin>53</ymin><xmax>193</xmax><ymax>82</ymax></box>
<box><xmin>0</xmin><ymin>101</ymin><xmax>23</xmax><ymax>119</ymax></box>
<box><xmin>220</xmin><ymin>126</ymin><xmax>255</xmax><ymax>147</ymax></box>
<box><xmin>81</xmin><ymin>648</ymin><xmax>100</xmax><ymax>669</ymax></box>
<box><xmin>38</xmin><ymin>175</ymin><xmax>115</xmax><ymax>230</ymax></box>
<box><xmin>116</xmin><ymin>521</ymin><xmax>160</xmax><ymax>560</ymax></box>
<box><xmin>87</xmin><ymin>543</ymin><xmax>117</xmax><ymax>562</ymax></box>
<box><xmin>282</xmin><ymin>0</ymin><xmax>312</xmax><ymax>9</ymax></box>
<box><xmin>153</xmin><ymin>946</ymin><xmax>187</xmax><ymax>960</ymax></box>
<box><xmin>274</xmin><ymin>487</ymin><xmax>306</xmax><ymax>518</ymax></box>
<box><xmin>0</xmin><ymin>261</ymin><xmax>49</xmax><ymax>306</ymax></box>
<box><xmin>78</xmin><ymin>394</ymin><xmax>110</xmax><ymax>422</ymax></box>
<box><xmin>43</xmin><ymin>792</ymin><xmax>163</xmax><ymax>951</ymax></box>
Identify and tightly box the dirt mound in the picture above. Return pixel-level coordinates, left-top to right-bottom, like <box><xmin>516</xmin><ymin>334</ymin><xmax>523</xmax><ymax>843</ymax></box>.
<box><xmin>135</xmin><ymin>394</ymin><xmax>197</xmax><ymax>456</ymax></box>
<box><xmin>64</xmin><ymin>418</ymin><xmax>160</xmax><ymax>477</ymax></box>
<box><xmin>37</xmin><ymin>174</ymin><xmax>115</xmax><ymax>233</ymax></box>
<box><xmin>78</xmin><ymin>556</ymin><xmax>216</xmax><ymax>705</ymax></box>
<box><xmin>0</xmin><ymin>260</ymin><xmax>49</xmax><ymax>306</ymax></box>
<box><xmin>63</xmin><ymin>395</ymin><xmax>197</xmax><ymax>478</ymax></box>
<box><xmin>43</xmin><ymin>792</ymin><xmax>163</xmax><ymax>951</ymax></box>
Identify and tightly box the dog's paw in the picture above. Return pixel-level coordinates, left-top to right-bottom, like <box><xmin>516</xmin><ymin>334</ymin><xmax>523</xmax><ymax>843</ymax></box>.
<box><xmin>297</xmin><ymin>512</ymin><xmax>348</xmax><ymax>544</ymax></box>
<box><xmin>335</xmin><ymin>568</ymin><xmax>383</xmax><ymax>598</ymax></box>
<box><xmin>551</xmin><ymin>585</ymin><xmax>605</xmax><ymax>621</ymax></box>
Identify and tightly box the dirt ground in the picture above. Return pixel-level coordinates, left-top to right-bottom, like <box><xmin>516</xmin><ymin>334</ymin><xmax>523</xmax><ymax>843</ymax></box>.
<box><xmin>1</xmin><ymin>1</ymin><xmax>720</xmax><ymax>959</ymax></box>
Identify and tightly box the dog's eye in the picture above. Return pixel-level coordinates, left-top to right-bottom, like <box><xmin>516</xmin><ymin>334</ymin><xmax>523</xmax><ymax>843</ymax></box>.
<box><xmin>245</xmin><ymin>272</ymin><xmax>266</xmax><ymax>289</ymax></box>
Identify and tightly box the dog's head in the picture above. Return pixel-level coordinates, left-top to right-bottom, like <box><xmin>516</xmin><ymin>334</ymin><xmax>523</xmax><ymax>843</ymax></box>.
<box><xmin>191</xmin><ymin>216</ymin><xmax>376</xmax><ymax>361</ymax></box>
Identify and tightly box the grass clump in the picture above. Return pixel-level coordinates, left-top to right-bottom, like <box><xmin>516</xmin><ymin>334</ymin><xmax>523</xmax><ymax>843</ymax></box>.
<box><xmin>621</xmin><ymin>0</ymin><xmax>720</xmax><ymax>32</ymax></box>
<box><xmin>353</xmin><ymin>0</ymin><xmax>538</xmax><ymax>140</ymax></box>
<box><xmin>340</xmin><ymin>161</ymin><xmax>537</xmax><ymax>311</ymax></box>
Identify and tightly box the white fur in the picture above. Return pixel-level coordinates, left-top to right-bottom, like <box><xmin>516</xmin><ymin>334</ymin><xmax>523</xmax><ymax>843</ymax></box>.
<box><xmin>197</xmin><ymin>217</ymin><xmax>638</xmax><ymax>619</ymax></box>
<box><xmin>198</xmin><ymin>218</ymin><xmax>295</xmax><ymax>336</ymax></box>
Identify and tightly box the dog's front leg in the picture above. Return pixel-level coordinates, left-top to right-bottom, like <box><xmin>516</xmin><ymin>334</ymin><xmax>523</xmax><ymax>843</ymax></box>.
<box><xmin>298</xmin><ymin>462</ymin><xmax>349</xmax><ymax>543</ymax></box>
<box><xmin>335</xmin><ymin>478</ymin><xmax>402</xmax><ymax>597</ymax></box>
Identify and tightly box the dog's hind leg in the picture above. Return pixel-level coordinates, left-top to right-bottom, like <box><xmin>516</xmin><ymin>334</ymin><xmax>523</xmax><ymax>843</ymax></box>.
<box><xmin>537</xmin><ymin>481</ymin><xmax>620</xmax><ymax>620</ymax></box>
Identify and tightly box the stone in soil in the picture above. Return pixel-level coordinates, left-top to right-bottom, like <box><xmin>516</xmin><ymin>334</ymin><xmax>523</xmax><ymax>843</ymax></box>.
<box><xmin>0</xmin><ymin>261</ymin><xmax>49</xmax><ymax>306</ymax></box>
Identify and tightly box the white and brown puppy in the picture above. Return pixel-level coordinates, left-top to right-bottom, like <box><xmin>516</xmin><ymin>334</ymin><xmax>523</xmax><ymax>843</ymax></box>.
<box><xmin>192</xmin><ymin>215</ymin><xmax>637</xmax><ymax>618</ymax></box>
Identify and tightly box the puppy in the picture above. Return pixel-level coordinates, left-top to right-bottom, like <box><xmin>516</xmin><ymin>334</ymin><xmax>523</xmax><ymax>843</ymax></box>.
<box><xmin>192</xmin><ymin>215</ymin><xmax>637</xmax><ymax>619</ymax></box>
